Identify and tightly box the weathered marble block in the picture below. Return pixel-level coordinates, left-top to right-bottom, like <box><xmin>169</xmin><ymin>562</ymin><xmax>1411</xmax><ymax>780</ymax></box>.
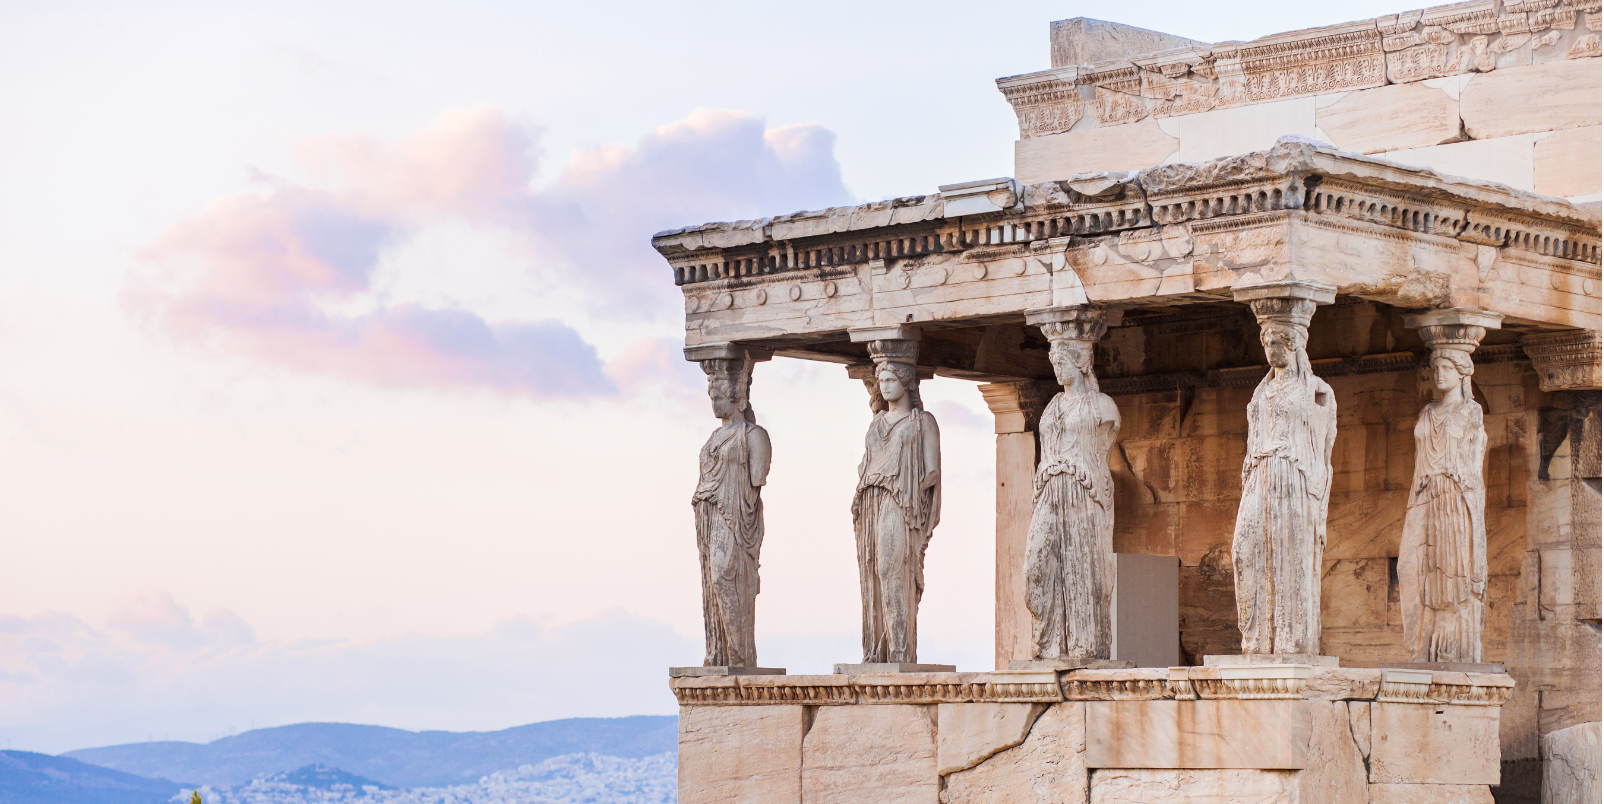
<box><xmin>1369</xmin><ymin>702</ymin><xmax>1502</xmax><ymax>785</ymax></box>
<box><xmin>802</xmin><ymin>705</ymin><xmax>938</xmax><ymax>804</ymax></box>
<box><xmin>934</xmin><ymin>702</ymin><xmax>1045</xmax><ymax>775</ymax></box>
<box><xmin>1085</xmin><ymin>699</ymin><xmax>1311</xmax><ymax>769</ymax></box>
<box><xmin>1366</xmin><ymin>783</ymin><xmax>1495</xmax><ymax>804</ymax></box>
<box><xmin>678</xmin><ymin>705</ymin><xmax>804</xmax><ymax>804</ymax></box>
<box><xmin>1088</xmin><ymin>768</ymin><xmax>1298</xmax><ymax>804</ymax></box>
<box><xmin>1540</xmin><ymin>720</ymin><xmax>1600</xmax><ymax>804</ymax></box>
<box><xmin>941</xmin><ymin>702</ymin><xmax>1088</xmax><ymax>804</ymax></box>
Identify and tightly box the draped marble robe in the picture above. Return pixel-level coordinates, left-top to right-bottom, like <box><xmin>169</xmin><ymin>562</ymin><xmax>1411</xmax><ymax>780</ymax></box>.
<box><xmin>1400</xmin><ymin>394</ymin><xmax>1488</xmax><ymax>662</ymax></box>
<box><xmin>852</xmin><ymin>409</ymin><xmax>941</xmax><ymax>663</ymax></box>
<box><xmin>1233</xmin><ymin>367</ymin><xmax>1338</xmax><ymax>654</ymax></box>
<box><xmin>692</xmin><ymin>420</ymin><xmax>766</xmax><ymax>667</ymax></box>
<box><xmin>1025</xmin><ymin>388</ymin><xmax>1120</xmax><ymax>658</ymax></box>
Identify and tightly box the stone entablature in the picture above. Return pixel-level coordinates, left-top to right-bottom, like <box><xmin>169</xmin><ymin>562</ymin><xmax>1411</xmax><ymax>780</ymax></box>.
<box><xmin>670</xmin><ymin>666</ymin><xmax>1515</xmax><ymax>706</ymax></box>
<box><xmin>653</xmin><ymin>140</ymin><xmax>1600</xmax><ymax>357</ymax></box>
<box><xmin>997</xmin><ymin>0</ymin><xmax>1602</xmax><ymax>136</ymax></box>
<box><xmin>997</xmin><ymin>5</ymin><xmax>1602</xmax><ymax>200</ymax></box>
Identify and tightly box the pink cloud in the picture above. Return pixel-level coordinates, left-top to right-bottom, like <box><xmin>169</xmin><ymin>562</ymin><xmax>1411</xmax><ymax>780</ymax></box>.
<box><xmin>105</xmin><ymin>591</ymin><xmax>254</xmax><ymax>649</ymax></box>
<box><xmin>129</xmin><ymin>107</ymin><xmax>851</xmax><ymax>396</ymax></box>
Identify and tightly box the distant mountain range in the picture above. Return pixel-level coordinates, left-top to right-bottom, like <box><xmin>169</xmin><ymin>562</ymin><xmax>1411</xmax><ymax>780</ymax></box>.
<box><xmin>0</xmin><ymin>750</ymin><xmax>191</xmax><ymax>804</ymax></box>
<box><xmin>63</xmin><ymin>716</ymin><xmax>677</xmax><ymax>789</ymax></box>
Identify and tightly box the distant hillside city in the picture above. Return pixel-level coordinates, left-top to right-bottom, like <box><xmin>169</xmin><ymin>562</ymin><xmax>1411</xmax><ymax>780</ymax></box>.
<box><xmin>0</xmin><ymin>717</ymin><xmax>677</xmax><ymax>804</ymax></box>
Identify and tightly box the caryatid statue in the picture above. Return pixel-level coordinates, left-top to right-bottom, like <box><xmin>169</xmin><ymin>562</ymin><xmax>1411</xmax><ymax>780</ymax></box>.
<box><xmin>1231</xmin><ymin>282</ymin><xmax>1338</xmax><ymax>655</ymax></box>
<box><xmin>691</xmin><ymin>352</ymin><xmax>773</xmax><ymax>668</ymax></box>
<box><xmin>851</xmin><ymin>338</ymin><xmax>941</xmax><ymax>664</ymax></box>
<box><xmin>1023</xmin><ymin>306</ymin><xmax>1121</xmax><ymax>660</ymax></box>
<box><xmin>1400</xmin><ymin>310</ymin><xmax>1502</xmax><ymax>663</ymax></box>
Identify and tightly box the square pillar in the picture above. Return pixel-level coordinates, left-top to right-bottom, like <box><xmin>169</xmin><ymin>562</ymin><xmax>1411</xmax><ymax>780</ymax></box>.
<box><xmin>979</xmin><ymin>381</ymin><xmax>1053</xmax><ymax>670</ymax></box>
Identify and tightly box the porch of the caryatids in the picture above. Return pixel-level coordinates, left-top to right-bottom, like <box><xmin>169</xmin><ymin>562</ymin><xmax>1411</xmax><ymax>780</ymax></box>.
<box><xmin>1224</xmin><ymin>281</ymin><xmax>1339</xmax><ymax>662</ymax></box>
<box><xmin>1399</xmin><ymin>309</ymin><xmax>1503</xmax><ymax>665</ymax></box>
<box><xmin>1014</xmin><ymin>305</ymin><xmax>1122</xmax><ymax>670</ymax></box>
<box><xmin>840</xmin><ymin>326</ymin><xmax>950</xmax><ymax>672</ymax></box>
<box><xmin>671</xmin><ymin>344</ymin><xmax>784</xmax><ymax>679</ymax></box>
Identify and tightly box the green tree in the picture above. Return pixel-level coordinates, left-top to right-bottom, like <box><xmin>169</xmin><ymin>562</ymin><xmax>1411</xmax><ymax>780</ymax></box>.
<box><xmin>189</xmin><ymin>791</ymin><xmax>203</xmax><ymax>804</ymax></box>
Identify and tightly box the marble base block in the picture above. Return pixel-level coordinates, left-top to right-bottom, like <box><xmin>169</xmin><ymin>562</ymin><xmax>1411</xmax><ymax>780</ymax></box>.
<box><xmin>1010</xmin><ymin>657</ymin><xmax>1135</xmax><ymax>671</ymax></box>
<box><xmin>670</xmin><ymin>666</ymin><xmax>787</xmax><ymax>678</ymax></box>
<box><xmin>1204</xmin><ymin>654</ymin><xmax>1340</xmax><ymax>667</ymax></box>
<box><xmin>833</xmin><ymin>662</ymin><xmax>957</xmax><ymax>674</ymax></box>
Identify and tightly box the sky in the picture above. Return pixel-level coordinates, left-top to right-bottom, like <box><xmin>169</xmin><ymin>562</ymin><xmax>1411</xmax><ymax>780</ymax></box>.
<box><xmin>0</xmin><ymin>0</ymin><xmax>1413</xmax><ymax>753</ymax></box>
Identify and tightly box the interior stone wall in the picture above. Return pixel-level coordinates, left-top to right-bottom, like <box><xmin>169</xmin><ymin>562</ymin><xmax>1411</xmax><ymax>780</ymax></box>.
<box><xmin>1086</xmin><ymin>299</ymin><xmax>1598</xmax><ymax>798</ymax></box>
<box><xmin>1097</xmin><ymin>301</ymin><xmax>1533</xmax><ymax>664</ymax></box>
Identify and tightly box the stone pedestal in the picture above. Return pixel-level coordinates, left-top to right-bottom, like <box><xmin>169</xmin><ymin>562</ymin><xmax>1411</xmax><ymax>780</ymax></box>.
<box><xmin>1009</xmin><ymin>658</ymin><xmax>1133</xmax><ymax>671</ymax></box>
<box><xmin>833</xmin><ymin>662</ymin><xmax>956</xmax><ymax>674</ymax></box>
<box><xmin>1204</xmin><ymin>654</ymin><xmax>1340</xmax><ymax>667</ymax></box>
<box><xmin>671</xmin><ymin>666</ymin><xmax>787</xmax><ymax>678</ymax></box>
<box><xmin>671</xmin><ymin>665</ymin><xmax>1514</xmax><ymax>804</ymax></box>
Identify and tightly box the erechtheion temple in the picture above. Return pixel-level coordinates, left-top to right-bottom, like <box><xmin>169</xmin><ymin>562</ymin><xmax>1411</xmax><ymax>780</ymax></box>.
<box><xmin>659</xmin><ymin>3</ymin><xmax>1602</xmax><ymax>802</ymax></box>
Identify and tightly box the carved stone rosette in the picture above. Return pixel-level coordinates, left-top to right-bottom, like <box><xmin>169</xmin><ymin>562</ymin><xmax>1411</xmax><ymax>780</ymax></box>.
<box><xmin>1229</xmin><ymin>281</ymin><xmax>1338</xmax><ymax>657</ymax></box>
<box><xmin>1522</xmin><ymin>329</ymin><xmax>1603</xmax><ymax>392</ymax></box>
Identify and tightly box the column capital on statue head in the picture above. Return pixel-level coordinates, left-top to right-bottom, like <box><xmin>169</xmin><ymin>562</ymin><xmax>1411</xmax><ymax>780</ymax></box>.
<box><xmin>848</xmin><ymin>361</ymin><xmax>932</xmax><ymax>381</ymax></box>
<box><xmin>849</xmin><ymin>324</ymin><xmax>921</xmax><ymax>343</ymax></box>
<box><xmin>1233</xmin><ymin>281</ymin><xmax>1335</xmax><ymax>331</ymax></box>
<box><xmin>1026</xmin><ymin>305</ymin><xmax>1119</xmax><ymax>343</ymax></box>
<box><xmin>1402</xmin><ymin>308</ymin><xmax>1505</xmax><ymax>331</ymax></box>
<box><xmin>1404</xmin><ymin>308</ymin><xmax>1503</xmax><ymax>355</ymax></box>
<box><xmin>1025</xmin><ymin>305</ymin><xmax>1124</xmax><ymax>328</ymax></box>
<box><xmin>1230</xmin><ymin>280</ymin><xmax>1338</xmax><ymax>306</ymax></box>
<box><xmin>684</xmin><ymin>342</ymin><xmax>774</xmax><ymax>364</ymax></box>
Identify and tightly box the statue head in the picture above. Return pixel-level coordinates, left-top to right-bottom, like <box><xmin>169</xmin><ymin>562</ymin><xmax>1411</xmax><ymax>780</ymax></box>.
<box><xmin>866</xmin><ymin>338</ymin><xmax>922</xmax><ymax>411</ymax></box>
<box><xmin>702</xmin><ymin>358</ymin><xmax>755</xmax><ymax>423</ymax></box>
<box><xmin>875</xmin><ymin>361</ymin><xmax>923</xmax><ymax>410</ymax></box>
<box><xmin>1247</xmin><ymin>296</ymin><xmax>1317</xmax><ymax>375</ymax></box>
<box><xmin>1032</xmin><ymin>310</ymin><xmax>1108</xmax><ymax>391</ymax></box>
<box><xmin>1260</xmin><ymin>323</ymin><xmax>1305</xmax><ymax>370</ymax></box>
<box><xmin>1431</xmin><ymin>348</ymin><xmax>1475</xmax><ymax>400</ymax></box>
<box><xmin>1048</xmin><ymin>337</ymin><xmax>1096</xmax><ymax>388</ymax></box>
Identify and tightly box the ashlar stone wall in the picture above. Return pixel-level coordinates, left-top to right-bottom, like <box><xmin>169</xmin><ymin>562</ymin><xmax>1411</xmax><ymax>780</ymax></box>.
<box><xmin>1093</xmin><ymin>300</ymin><xmax>1526</xmax><ymax>663</ymax></box>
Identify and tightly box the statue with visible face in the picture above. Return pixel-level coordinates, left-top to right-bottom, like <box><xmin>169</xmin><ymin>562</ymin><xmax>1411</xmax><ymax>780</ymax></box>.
<box><xmin>851</xmin><ymin>344</ymin><xmax>941</xmax><ymax>664</ymax></box>
<box><xmin>1232</xmin><ymin>304</ymin><xmax>1338</xmax><ymax>656</ymax></box>
<box><xmin>1399</xmin><ymin>346</ymin><xmax>1487</xmax><ymax>663</ymax></box>
<box><xmin>691</xmin><ymin>358</ymin><xmax>772</xmax><ymax>667</ymax></box>
<box><xmin>1025</xmin><ymin>321</ymin><xmax>1121</xmax><ymax>659</ymax></box>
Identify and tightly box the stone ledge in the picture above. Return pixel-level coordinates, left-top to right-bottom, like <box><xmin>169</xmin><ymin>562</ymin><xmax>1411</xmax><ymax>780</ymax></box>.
<box><xmin>668</xmin><ymin>666</ymin><xmax>1515</xmax><ymax>706</ymax></box>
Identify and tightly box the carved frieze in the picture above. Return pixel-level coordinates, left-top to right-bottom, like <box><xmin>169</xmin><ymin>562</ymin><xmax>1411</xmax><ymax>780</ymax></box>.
<box><xmin>1214</xmin><ymin>21</ymin><xmax>1384</xmax><ymax>108</ymax></box>
<box><xmin>1135</xmin><ymin>48</ymin><xmax>1220</xmax><ymax>118</ymax></box>
<box><xmin>1373</xmin><ymin>669</ymin><xmax>1515</xmax><ymax>705</ymax></box>
<box><xmin>998</xmin><ymin>70</ymin><xmax>1084</xmax><ymax>140</ymax></box>
<box><xmin>1523</xmin><ymin>329</ymin><xmax>1604</xmax><ymax>390</ymax></box>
